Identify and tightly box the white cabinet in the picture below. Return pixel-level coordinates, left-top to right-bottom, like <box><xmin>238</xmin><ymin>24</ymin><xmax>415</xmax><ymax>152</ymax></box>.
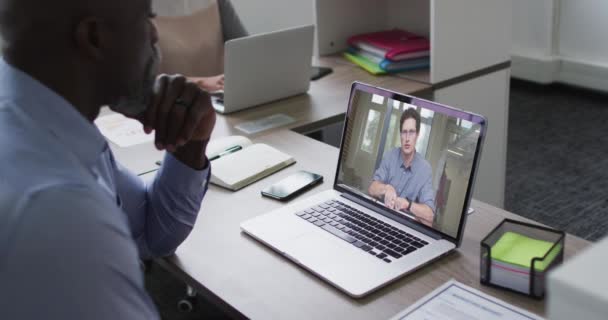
<box><xmin>316</xmin><ymin>0</ymin><xmax>511</xmax><ymax>84</ymax></box>
<box><xmin>435</xmin><ymin>69</ymin><xmax>511</xmax><ymax>207</ymax></box>
<box><xmin>316</xmin><ymin>0</ymin><xmax>512</xmax><ymax>207</ymax></box>
<box><xmin>548</xmin><ymin>236</ymin><xmax>608</xmax><ymax>320</ymax></box>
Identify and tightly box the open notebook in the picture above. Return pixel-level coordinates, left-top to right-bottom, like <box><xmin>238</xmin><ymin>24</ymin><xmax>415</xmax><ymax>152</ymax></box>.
<box><xmin>207</xmin><ymin>136</ymin><xmax>295</xmax><ymax>191</ymax></box>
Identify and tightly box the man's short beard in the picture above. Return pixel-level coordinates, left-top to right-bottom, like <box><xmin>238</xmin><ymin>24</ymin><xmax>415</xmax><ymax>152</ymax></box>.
<box><xmin>111</xmin><ymin>49</ymin><xmax>160</xmax><ymax>118</ymax></box>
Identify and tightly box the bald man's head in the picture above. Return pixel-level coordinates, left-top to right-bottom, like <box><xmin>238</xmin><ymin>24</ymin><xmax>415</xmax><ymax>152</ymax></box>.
<box><xmin>0</xmin><ymin>0</ymin><xmax>160</xmax><ymax>119</ymax></box>
<box><xmin>0</xmin><ymin>0</ymin><xmax>132</xmax><ymax>49</ymax></box>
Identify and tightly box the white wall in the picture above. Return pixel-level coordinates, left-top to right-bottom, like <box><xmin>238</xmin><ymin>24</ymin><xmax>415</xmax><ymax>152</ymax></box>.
<box><xmin>510</xmin><ymin>0</ymin><xmax>559</xmax><ymax>84</ymax></box>
<box><xmin>511</xmin><ymin>0</ymin><xmax>556</xmax><ymax>58</ymax></box>
<box><xmin>557</xmin><ymin>0</ymin><xmax>608</xmax><ymax>90</ymax></box>
<box><xmin>153</xmin><ymin>0</ymin><xmax>314</xmax><ymax>34</ymax></box>
<box><xmin>559</xmin><ymin>0</ymin><xmax>608</xmax><ymax>66</ymax></box>
<box><xmin>230</xmin><ymin>0</ymin><xmax>313</xmax><ymax>34</ymax></box>
<box><xmin>512</xmin><ymin>0</ymin><xmax>608</xmax><ymax>91</ymax></box>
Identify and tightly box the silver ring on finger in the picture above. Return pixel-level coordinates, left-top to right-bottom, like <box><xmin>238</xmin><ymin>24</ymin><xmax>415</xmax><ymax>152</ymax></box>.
<box><xmin>174</xmin><ymin>97</ymin><xmax>192</xmax><ymax>109</ymax></box>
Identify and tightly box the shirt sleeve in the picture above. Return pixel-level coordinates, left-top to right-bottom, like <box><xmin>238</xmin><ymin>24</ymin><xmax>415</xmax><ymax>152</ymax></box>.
<box><xmin>114</xmin><ymin>152</ymin><xmax>210</xmax><ymax>259</ymax></box>
<box><xmin>372</xmin><ymin>152</ymin><xmax>391</xmax><ymax>183</ymax></box>
<box><xmin>1</xmin><ymin>185</ymin><xmax>159</xmax><ymax>320</ymax></box>
<box><xmin>417</xmin><ymin>174</ymin><xmax>436</xmax><ymax>213</ymax></box>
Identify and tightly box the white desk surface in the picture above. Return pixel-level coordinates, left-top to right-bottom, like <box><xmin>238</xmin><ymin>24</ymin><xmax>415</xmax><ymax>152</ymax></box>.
<box><xmin>107</xmin><ymin>57</ymin><xmax>589</xmax><ymax>319</ymax></box>
<box><xmin>155</xmin><ymin>130</ymin><xmax>589</xmax><ymax>320</ymax></box>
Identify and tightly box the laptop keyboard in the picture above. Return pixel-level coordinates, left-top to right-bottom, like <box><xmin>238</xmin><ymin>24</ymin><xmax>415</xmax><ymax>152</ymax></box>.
<box><xmin>295</xmin><ymin>200</ymin><xmax>429</xmax><ymax>263</ymax></box>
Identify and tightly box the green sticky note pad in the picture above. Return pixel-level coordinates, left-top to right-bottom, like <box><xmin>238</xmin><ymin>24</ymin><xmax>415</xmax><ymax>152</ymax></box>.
<box><xmin>491</xmin><ymin>231</ymin><xmax>561</xmax><ymax>271</ymax></box>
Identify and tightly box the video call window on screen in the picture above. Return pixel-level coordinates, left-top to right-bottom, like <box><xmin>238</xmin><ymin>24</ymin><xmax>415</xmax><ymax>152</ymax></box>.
<box><xmin>338</xmin><ymin>91</ymin><xmax>481</xmax><ymax>238</ymax></box>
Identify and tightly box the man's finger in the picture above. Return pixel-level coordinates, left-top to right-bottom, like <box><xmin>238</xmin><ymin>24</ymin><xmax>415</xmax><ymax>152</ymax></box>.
<box><xmin>177</xmin><ymin>86</ymin><xmax>211</xmax><ymax>146</ymax></box>
<box><xmin>145</xmin><ymin>74</ymin><xmax>169</xmax><ymax>134</ymax></box>
<box><xmin>389</xmin><ymin>193</ymin><xmax>397</xmax><ymax>208</ymax></box>
<box><xmin>155</xmin><ymin>74</ymin><xmax>186</xmax><ymax>150</ymax></box>
<box><xmin>166</xmin><ymin>83</ymin><xmax>199</xmax><ymax>149</ymax></box>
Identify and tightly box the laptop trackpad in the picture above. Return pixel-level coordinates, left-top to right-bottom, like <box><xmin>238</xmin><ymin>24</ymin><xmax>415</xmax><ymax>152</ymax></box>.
<box><xmin>284</xmin><ymin>232</ymin><xmax>381</xmax><ymax>296</ymax></box>
<box><xmin>285</xmin><ymin>232</ymin><xmax>354</xmax><ymax>267</ymax></box>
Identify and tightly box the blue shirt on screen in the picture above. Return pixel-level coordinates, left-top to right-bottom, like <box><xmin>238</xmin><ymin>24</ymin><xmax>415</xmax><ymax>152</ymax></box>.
<box><xmin>372</xmin><ymin>147</ymin><xmax>436</xmax><ymax>212</ymax></box>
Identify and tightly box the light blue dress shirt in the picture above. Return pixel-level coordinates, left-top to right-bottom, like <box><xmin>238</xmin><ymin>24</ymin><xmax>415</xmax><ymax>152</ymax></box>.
<box><xmin>0</xmin><ymin>59</ymin><xmax>210</xmax><ymax>319</ymax></box>
<box><xmin>373</xmin><ymin>148</ymin><xmax>436</xmax><ymax>212</ymax></box>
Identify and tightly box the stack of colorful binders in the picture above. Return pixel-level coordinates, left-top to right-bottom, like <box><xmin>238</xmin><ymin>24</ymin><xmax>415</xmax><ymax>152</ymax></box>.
<box><xmin>345</xmin><ymin>29</ymin><xmax>430</xmax><ymax>75</ymax></box>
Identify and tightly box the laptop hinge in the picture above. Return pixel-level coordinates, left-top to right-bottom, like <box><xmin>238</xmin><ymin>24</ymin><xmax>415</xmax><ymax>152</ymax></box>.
<box><xmin>340</xmin><ymin>193</ymin><xmax>445</xmax><ymax>241</ymax></box>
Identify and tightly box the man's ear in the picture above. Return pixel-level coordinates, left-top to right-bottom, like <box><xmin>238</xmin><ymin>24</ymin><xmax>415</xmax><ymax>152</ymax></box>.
<box><xmin>74</xmin><ymin>17</ymin><xmax>108</xmax><ymax>60</ymax></box>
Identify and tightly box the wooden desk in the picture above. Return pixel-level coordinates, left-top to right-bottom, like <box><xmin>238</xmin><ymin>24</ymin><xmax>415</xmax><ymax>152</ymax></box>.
<box><xmin>154</xmin><ymin>130</ymin><xmax>589</xmax><ymax>320</ymax></box>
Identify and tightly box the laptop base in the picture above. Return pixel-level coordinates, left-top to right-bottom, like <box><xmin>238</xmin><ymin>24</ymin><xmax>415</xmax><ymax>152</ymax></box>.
<box><xmin>241</xmin><ymin>189</ymin><xmax>455</xmax><ymax>298</ymax></box>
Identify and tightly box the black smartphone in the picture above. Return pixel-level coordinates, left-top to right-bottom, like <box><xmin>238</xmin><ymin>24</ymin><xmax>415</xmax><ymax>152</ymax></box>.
<box><xmin>261</xmin><ymin>171</ymin><xmax>323</xmax><ymax>201</ymax></box>
<box><xmin>310</xmin><ymin>66</ymin><xmax>333</xmax><ymax>81</ymax></box>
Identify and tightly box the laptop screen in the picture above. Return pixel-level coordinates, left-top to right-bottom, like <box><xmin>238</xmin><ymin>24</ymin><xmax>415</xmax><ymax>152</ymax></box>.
<box><xmin>334</xmin><ymin>82</ymin><xmax>486</xmax><ymax>242</ymax></box>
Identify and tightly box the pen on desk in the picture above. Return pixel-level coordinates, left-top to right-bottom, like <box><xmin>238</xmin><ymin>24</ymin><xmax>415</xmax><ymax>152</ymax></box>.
<box><xmin>209</xmin><ymin>145</ymin><xmax>242</xmax><ymax>161</ymax></box>
<box><xmin>154</xmin><ymin>145</ymin><xmax>243</xmax><ymax>166</ymax></box>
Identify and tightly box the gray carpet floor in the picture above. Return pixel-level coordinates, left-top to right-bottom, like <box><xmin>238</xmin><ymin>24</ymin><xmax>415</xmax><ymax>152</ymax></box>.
<box><xmin>506</xmin><ymin>80</ymin><xmax>608</xmax><ymax>241</ymax></box>
<box><xmin>146</xmin><ymin>79</ymin><xmax>608</xmax><ymax>319</ymax></box>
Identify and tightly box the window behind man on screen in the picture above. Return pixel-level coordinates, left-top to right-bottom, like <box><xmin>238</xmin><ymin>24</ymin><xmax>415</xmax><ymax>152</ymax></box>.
<box><xmin>337</xmin><ymin>91</ymin><xmax>482</xmax><ymax>238</ymax></box>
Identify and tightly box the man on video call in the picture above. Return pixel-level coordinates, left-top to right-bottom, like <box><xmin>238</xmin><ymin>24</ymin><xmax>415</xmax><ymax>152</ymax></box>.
<box><xmin>368</xmin><ymin>108</ymin><xmax>435</xmax><ymax>226</ymax></box>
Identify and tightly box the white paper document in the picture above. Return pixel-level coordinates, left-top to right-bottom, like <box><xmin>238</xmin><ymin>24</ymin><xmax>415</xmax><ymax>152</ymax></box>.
<box><xmin>390</xmin><ymin>280</ymin><xmax>544</xmax><ymax>320</ymax></box>
<box><xmin>94</xmin><ymin>114</ymin><xmax>154</xmax><ymax>148</ymax></box>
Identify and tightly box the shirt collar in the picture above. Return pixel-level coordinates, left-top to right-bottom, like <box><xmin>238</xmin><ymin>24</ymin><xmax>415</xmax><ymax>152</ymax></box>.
<box><xmin>0</xmin><ymin>58</ymin><xmax>107</xmax><ymax>167</ymax></box>
<box><xmin>400</xmin><ymin>150</ymin><xmax>420</xmax><ymax>171</ymax></box>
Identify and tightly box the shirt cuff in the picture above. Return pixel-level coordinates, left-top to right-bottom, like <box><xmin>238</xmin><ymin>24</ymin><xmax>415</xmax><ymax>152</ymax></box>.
<box><xmin>156</xmin><ymin>152</ymin><xmax>210</xmax><ymax>196</ymax></box>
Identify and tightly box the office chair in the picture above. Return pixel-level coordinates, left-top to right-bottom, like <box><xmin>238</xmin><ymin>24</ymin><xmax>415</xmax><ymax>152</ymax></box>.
<box><xmin>154</xmin><ymin>0</ymin><xmax>225</xmax><ymax>78</ymax></box>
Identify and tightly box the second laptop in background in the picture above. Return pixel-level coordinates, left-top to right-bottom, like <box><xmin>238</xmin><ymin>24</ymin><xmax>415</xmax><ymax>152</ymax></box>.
<box><xmin>212</xmin><ymin>24</ymin><xmax>314</xmax><ymax>114</ymax></box>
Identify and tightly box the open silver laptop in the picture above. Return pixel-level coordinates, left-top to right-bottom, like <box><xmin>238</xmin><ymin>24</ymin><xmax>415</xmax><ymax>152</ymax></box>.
<box><xmin>241</xmin><ymin>82</ymin><xmax>487</xmax><ymax>297</ymax></box>
<box><xmin>212</xmin><ymin>25</ymin><xmax>314</xmax><ymax>114</ymax></box>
